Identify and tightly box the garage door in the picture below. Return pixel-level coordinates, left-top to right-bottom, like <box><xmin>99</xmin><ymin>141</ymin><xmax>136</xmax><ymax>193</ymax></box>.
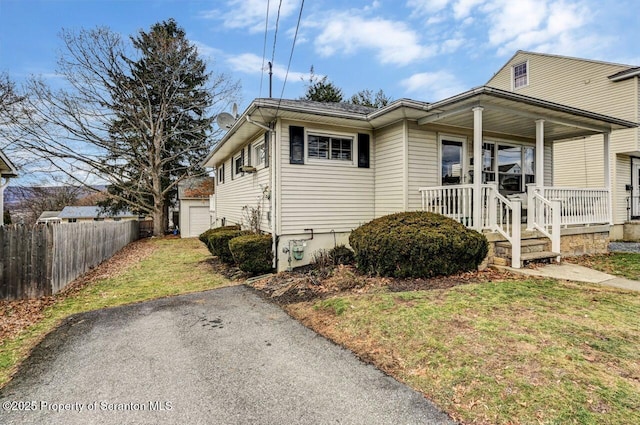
<box><xmin>188</xmin><ymin>206</ymin><xmax>210</xmax><ymax>237</ymax></box>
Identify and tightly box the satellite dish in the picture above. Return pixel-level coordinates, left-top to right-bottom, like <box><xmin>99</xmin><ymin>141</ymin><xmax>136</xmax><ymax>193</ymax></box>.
<box><xmin>216</xmin><ymin>112</ymin><xmax>236</xmax><ymax>129</ymax></box>
<box><xmin>232</xmin><ymin>103</ymin><xmax>238</xmax><ymax>118</ymax></box>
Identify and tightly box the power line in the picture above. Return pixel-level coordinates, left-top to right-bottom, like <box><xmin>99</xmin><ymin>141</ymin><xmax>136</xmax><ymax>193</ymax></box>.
<box><xmin>277</xmin><ymin>0</ymin><xmax>305</xmax><ymax>105</ymax></box>
<box><xmin>258</xmin><ymin>0</ymin><xmax>271</xmax><ymax>99</ymax></box>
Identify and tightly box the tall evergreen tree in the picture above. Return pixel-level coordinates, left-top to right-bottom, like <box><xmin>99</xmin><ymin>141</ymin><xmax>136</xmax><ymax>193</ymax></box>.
<box><xmin>301</xmin><ymin>66</ymin><xmax>344</xmax><ymax>103</ymax></box>
<box><xmin>6</xmin><ymin>20</ymin><xmax>239</xmax><ymax>235</ymax></box>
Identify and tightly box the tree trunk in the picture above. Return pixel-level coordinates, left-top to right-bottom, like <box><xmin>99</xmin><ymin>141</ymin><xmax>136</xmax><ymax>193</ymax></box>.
<box><xmin>152</xmin><ymin>202</ymin><xmax>166</xmax><ymax>236</ymax></box>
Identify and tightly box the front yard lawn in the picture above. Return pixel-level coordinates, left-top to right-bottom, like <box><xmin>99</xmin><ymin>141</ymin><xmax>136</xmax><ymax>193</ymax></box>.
<box><xmin>567</xmin><ymin>252</ymin><xmax>640</xmax><ymax>280</ymax></box>
<box><xmin>287</xmin><ymin>276</ymin><xmax>640</xmax><ymax>424</ymax></box>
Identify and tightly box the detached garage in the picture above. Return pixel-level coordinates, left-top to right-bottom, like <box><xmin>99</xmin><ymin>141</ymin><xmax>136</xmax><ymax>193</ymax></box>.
<box><xmin>178</xmin><ymin>177</ymin><xmax>214</xmax><ymax>238</ymax></box>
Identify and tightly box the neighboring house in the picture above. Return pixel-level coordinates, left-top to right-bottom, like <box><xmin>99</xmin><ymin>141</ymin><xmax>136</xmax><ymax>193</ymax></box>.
<box><xmin>177</xmin><ymin>177</ymin><xmax>214</xmax><ymax>238</ymax></box>
<box><xmin>37</xmin><ymin>210</ymin><xmax>62</xmax><ymax>224</ymax></box>
<box><xmin>203</xmin><ymin>91</ymin><xmax>635</xmax><ymax>271</ymax></box>
<box><xmin>486</xmin><ymin>50</ymin><xmax>640</xmax><ymax>240</ymax></box>
<box><xmin>58</xmin><ymin>206</ymin><xmax>138</xmax><ymax>223</ymax></box>
<box><xmin>0</xmin><ymin>148</ymin><xmax>18</xmax><ymax>225</ymax></box>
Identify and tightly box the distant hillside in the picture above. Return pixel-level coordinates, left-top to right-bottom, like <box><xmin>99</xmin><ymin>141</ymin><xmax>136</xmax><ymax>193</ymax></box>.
<box><xmin>4</xmin><ymin>185</ymin><xmax>107</xmax><ymax>207</ymax></box>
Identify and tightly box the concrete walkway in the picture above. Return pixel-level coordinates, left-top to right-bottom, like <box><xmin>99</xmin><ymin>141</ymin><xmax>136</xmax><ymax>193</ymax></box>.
<box><xmin>502</xmin><ymin>263</ymin><xmax>640</xmax><ymax>292</ymax></box>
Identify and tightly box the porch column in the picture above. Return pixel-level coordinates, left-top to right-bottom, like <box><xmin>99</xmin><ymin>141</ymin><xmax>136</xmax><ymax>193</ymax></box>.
<box><xmin>473</xmin><ymin>106</ymin><xmax>483</xmax><ymax>230</ymax></box>
<box><xmin>604</xmin><ymin>132</ymin><xmax>612</xmax><ymax>224</ymax></box>
<box><xmin>0</xmin><ymin>176</ymin><xmax>10</xmax><ymax>226</ymax></box>
<box><xmin>535</xmin><ymin>120</ymin><xmax>545</xmax><ymax>188</ymax></box>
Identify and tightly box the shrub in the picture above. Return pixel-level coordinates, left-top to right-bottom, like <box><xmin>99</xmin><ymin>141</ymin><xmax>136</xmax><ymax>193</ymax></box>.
<box><xmin>208</xmin><ymin>229</ymin><xmax>251</xmax><ymax>263</ymax></box>
<box><xmin>229</xmin><ymin>233</ymin><xmax>273</xmax><ymax>274</ymax></box>
<box><xmin>329</xmin><ymin>244</ymin><xmax>355</xmax><ymax>265</ymax></box>
<box><xmin>349</xmin><ymin>211</ymin><xmax>488</xmax><ymax>278</ymax></box>
<box><xmin>198</xmin><ymin>225</ymin><xmax>240</xmax><ymax>244</ymax></box>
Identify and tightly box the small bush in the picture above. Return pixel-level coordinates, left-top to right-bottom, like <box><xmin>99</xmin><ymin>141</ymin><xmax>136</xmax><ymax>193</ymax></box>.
<box><xmin>208</xmin><ymin>229</ymin><xmax>251</xmax><ymax>263</ymax></box>
<box><xmin>329</xmin><ymin>245</ymin><xmax>355</xmax><ymax>265</ymax></box>
<box><xmin>349</xmin><ymin>211</ymin><xmax>488</xmax><ymax>278</ymax></box>
<box><xmin>198</xmin><ymin>225</ymin><xmax>240</xmax><ymax>244</ymax></box>
<box><xmin>229</xmin><ymin>233</ymin><xmax>273</xmax><ymax>274</ymax></box>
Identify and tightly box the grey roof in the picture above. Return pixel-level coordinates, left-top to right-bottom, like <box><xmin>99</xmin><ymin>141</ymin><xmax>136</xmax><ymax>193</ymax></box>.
<box><xmin>0</xmin><ymin>148</ymin><xmax>18</xmax><ymax>177</ymax></box>
<box><xmin>38</xmin><ymin>211</ymin><xmax>62</xmax><ymax>220</ymax></box>
<box><xmin>270</xmin><ymin>99</ymin><xmax>376</xmax><ymax>115</ymax></box>
<box><xmin>58</xmin><ymin>206</ymin><xmax>137</xmax><ymax>219</ymax></box>
<box><xmin>608</xmin><ymin>67</ymin><xmax>640</xmax><ymax>81</ymax></box>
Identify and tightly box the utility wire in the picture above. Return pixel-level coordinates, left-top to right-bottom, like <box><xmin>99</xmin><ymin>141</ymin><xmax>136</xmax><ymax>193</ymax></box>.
<box><xmin>277</xmin><ymin>0</ymin><xmax>305</xmax><ymax>111</ymax></box>
<box><xmin>258</xmin><ymin>0</ymin><xmax>271</xmax><ymax>99</ymax></box>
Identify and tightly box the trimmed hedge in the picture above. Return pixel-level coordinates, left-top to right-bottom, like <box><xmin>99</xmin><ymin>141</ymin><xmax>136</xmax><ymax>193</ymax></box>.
<box><xmin>229</xmin><ymin>233</ymin><xmax>273</xmax><ymax>274</ymax></box>
<box><xmin>199</xmin><ymin>225</ymin><xmax>241</xmax><ymax>255</ymax></box>
<box><xmin>349</xmin><ymin>211</ymin><xmax>488</xmax><ymax>278</ymax></box>
<box><xmin>208</xmin><ymin>229</ymin><xmax>251</xmax><ymax>263</ymax></box>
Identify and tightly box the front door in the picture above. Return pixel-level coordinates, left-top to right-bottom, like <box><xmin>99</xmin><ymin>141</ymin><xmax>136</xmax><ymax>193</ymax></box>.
<box><xmin>632</xmin><ymin>159</ymin><xmax>640</xmax><ymax>219</ymax></box>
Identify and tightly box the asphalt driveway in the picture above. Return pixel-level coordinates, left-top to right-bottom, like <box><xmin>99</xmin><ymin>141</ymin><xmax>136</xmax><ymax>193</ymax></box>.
<box><xmin>0</xmin><ymin>286</ymin><xmax>454</xmax><ymax>424</ymax></box>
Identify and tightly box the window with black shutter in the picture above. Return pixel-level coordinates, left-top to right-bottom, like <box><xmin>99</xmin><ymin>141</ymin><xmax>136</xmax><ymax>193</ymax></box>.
<box><xmin>264</xmin><ymin>132</ymin><xmax>270</xmax><ymax>168</ymax></box>
<box><xmin>357</xmin><ymin>133</ymin><xmax>370</xmax><ymax>168</ymax></box>
<box><xmin>289</xmin><ymin>125</ymin><xmax>304</xmax><ymax>164</ymax></box>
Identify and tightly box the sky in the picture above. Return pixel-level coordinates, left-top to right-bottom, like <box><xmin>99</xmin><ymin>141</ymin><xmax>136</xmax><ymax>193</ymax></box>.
<box><xmin>2</xmin><ymin>0</ymin><xmax>640</xmax><ymax>112</ymax></box>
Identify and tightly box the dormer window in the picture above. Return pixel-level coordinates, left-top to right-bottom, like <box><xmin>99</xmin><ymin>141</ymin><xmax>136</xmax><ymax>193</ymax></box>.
<box><xmin>513</xmin><ymin>61</ymin><xmax>528</xmax><ymax>89</ymax></box>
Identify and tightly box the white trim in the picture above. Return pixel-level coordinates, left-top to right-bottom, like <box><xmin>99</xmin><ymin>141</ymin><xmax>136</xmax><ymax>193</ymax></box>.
<box><xmin>512</xmin><ymin>60</ymin><xmax>529</xmax><ymax>90</ymax></box>
<box><xmin>438</xmin><ymin>133</ymin><xmax>468</xmax><ymax>186</ymax></box>
<box><xmin>304</xmin><ymin>128</ymin><xmax>357</xmax><ymax>167</ymax></box>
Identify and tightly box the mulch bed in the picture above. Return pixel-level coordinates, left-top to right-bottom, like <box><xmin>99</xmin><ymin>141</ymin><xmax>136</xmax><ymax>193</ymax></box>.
<box><xmin>246</xmin><ymin>264</ymin><xmax>523</xmax><ymax>305</ymax></box>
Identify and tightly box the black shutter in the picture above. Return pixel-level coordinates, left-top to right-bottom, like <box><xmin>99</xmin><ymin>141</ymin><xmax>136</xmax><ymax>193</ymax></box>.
<box><xmin>241</xmin><ymin>148</ymin><xmax>245</xmax><ymax>176</ymax></box>
<box><xmin>264</xmin><ymin>132</ymin><xmax>270</xmax><ymax>168</ymax></box>
<box><xmin>289</xmin><ymin>125</ymin><xmax>304</xmax><ymax>164</ymax></box>
<box><xmin>358</xmin><ymin>133</ymin><xmax>370</xmax><ymax>168</ymax></box>
<box><xmin>247</xmin><ymin>143</ymin><xmax>252</xmax><ymax>166</ymax></box>
<box><xmin>231</xmin><ymin>157</ymin><xmax>234</xmax><ymax>180</ymax></box>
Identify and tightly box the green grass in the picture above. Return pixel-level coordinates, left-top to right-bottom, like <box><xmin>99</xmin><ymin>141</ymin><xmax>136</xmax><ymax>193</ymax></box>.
<box><xmin>0</xmin><ymin>237</ymin><xmax>230</xmax><ymax>387</ymax></box>
<box><xmin>569</xmin><ymin>252</ymin><xmax>640</xmax><ymax>280</ymax></box>
<box><xmin>291</xmin><ymin>279</ymin><xmax>640</xmax><ymax>424</ymax></box>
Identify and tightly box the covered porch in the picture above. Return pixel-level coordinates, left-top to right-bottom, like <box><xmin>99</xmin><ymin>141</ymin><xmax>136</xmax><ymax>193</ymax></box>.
<box><xmin>415</xmin><ymin>87</ymin><xmax>636</xmax><ymax>268</ymax></box>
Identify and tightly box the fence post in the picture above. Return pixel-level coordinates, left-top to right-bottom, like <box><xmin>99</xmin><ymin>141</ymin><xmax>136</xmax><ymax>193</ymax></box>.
<box><xmin>551</xmin><ymin>199</ymin><xmax>561</xmax><ymax>262</ymax></box>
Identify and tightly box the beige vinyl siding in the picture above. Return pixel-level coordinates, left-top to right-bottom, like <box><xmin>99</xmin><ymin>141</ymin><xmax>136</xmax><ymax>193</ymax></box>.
<box><xmin>279</xmin><ymin>121</ymin><xmax>375</xmax><ymax>234</ymax></box>
<box><xmin>407</xmin><ymin>123</ymin><xmax>438</xmax><ymax>210</ymax></box>
<box><xmin>544</xmin><ymin>143</ymin><xmax>553</xmax><ymax>186</ymax></box>
<box><xmin>215</xmin><ymin>138</ymin><xmax>272</xmax><ymax>232</ymax></box>
<box><xmin>615</xmin><ymin>154</ymin><xmax>631</xmax><ymax>224</ymax></box>
<box><xmin>374</xmin><ymin>122</ymin><xmax>405</xmax><ymax>217</ymax></box>
<box><xmin>553</xmin><ymin>136</ymin><xmax>605</xmax><ymax>187</ymax></box>
<box><xmin>487</xmin><ymin>52</ymin><xmax>635</xmax><ymax>121</ymax></box>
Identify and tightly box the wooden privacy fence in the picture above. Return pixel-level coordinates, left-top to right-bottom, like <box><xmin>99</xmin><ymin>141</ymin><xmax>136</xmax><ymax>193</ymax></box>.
<box><xmin>0</xmin><ymin>221</ymin><xmax>139</xmax><ymax>300</ymax></box>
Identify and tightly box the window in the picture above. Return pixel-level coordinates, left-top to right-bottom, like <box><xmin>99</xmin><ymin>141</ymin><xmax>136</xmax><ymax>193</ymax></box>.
<box><xmin>254</xmin><ymin>142</ymin><xmax>266</xmax><ymax>166</ymax></box>
<box><xmin>234</xmin><ymin>154</ymin><xmax>243</xmax><ymax>176</ymax></box>
<box><xmin>513</xmin><ymin>61</ymin><xmax>528</xmax><ymax>89</ymax></box>
<box><xmin>308</xmin><ymin>134</ymin><xmax>352</xmax><ymax>161</ymax></box>
<box><xmin>482</xmin><ymin>141</ymin><xmax>535</xmax><ymax>194</ymax></box>
<box><xmin>217</xmin><ymin>162</ymin><xmax>225</xmax><ymax>184</ymax></box>
<box><xmin>68</xmin><ymin>218</ymin><xmax>77</xmax><ymax>223</ymax></box>
<box><xmin>93</xmin><ymin>217</ymin><xmax>105</xmax><ymax>222</ymax></box>
<box><xmin>441</xmin><ymin>139</ymin><xmax>464</xmax><ymax>185</ymax></box>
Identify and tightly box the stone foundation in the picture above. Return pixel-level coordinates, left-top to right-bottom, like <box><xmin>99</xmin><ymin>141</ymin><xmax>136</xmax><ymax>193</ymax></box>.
<box><xmin>559</xmin><ymin>231</ymin><xmax>609</xmax><ymax>256</ymax></box>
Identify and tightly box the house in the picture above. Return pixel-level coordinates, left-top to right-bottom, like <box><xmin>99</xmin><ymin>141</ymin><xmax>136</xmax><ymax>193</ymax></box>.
<box><xmin>37</xmin><ymin>210</ymin><xmax>62</xmax><ymax>224</ymax></box>
<box><xmin>58</xmin><ymin>206</ymin><xmax>138</xmax><ymax>223</ymax></box>
<box><xmin>486</xmin><ymin>50</ymin><xmax>640</xmax><ymax>240</ymax></box>
<box><xmin>177</xmin><ymin>177</ymin><xmax>214</xmax><ymax>238</ymax></box>
<box><xmin>203</xmin><ymin>89</ymin><xmax>636</xmax><ymax>271</ymax></box>
<box><xmin>0</xmin><ymin>148</ymin><xmax>18</xmax><ymax>225</ymax></box>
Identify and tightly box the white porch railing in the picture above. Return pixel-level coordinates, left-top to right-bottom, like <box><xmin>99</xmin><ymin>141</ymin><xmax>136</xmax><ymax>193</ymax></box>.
<box><xmin>485</xmin><ymin>185</ymin><xmax>521</xmax><ymax>268</ymax></box>
<box><xmin>540</xmin><ymin>187</ymin><xmax>610</xmax><ymax>226</ymax></box>
<box><xmin>527</xmin><ymin>187</ymin><xmax>561</xmax><ymax>259</ymax></box>
<box><xmin>420</xmin><ymin>184</ymin><xmax>474</xmax><ymax>227</ymax></box>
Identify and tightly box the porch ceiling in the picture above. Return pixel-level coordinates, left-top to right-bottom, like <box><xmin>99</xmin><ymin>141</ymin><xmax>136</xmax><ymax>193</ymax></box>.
<box><xmin>415</xmin><ymin>88</ymin><xmax>637</xmax><ymax>142</ymax></box>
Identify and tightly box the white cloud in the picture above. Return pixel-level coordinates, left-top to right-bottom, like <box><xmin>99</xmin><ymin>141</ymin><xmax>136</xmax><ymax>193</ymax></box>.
<box><xmin>400</xmin><ymin>71</ymin><xmax>467</xmax><ymax>100</ymax></box>
<box><xmin>313</xmin><ymin>13</ymin><xmax>433</xmax><ymax>65</ymax></box>
<box><xmin>202</xmin><ymin>0</ymin><xmax>299</xmax><ymax>34</ymax></box>
<box><xmin>407</xmin><ymin>0</ymin><xmax>452</xmax><ymax>16</ymax></box>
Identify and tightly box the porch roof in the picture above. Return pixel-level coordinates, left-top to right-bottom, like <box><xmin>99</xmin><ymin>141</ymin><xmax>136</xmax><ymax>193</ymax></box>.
<box><xmin>403</xmin><ymin>86</ymin><xmax>638</xmax><ymax>142</ymax></box>
<box><xmin>203</xmin><ymin>87</ymin><xmax>638</xmax><ymax>167</ymax></box>
<box><xmin>0</xmin><ymin>148</ymin><xmax>18</xmax><ymax>178</ymax></box>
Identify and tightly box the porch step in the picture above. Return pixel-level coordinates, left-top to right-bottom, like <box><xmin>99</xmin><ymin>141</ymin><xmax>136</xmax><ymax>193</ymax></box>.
<box><xmin>521</xmin><ymin>251</ymin><xmax>561</xmax><ymax>264</ymax></box>
<box><xmin>494</xmin><ymin>238</ymin><xmax>560</xmax><ymax>267</ymax></box>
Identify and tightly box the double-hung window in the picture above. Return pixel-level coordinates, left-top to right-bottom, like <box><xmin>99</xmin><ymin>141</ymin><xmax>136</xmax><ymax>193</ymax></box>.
<box><xmin>308</xmin><ymin>134</ymin><xmax>353</xmax><ymax>161</ymax></box>
<box><xmin>513</xmin><ymin>61</ymin><xmax>528</xmax><ymax>89</ymax></box>
<box><xmin>254</xmin><ymin>142</ymin><xmax>266</xmax><ymax>166</ymax></box>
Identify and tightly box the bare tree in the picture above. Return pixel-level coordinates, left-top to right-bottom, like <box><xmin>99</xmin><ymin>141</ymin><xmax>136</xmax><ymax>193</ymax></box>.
<box><xmin>4</xmin><ymin>20</ymin><xmax>240</xmax><ymax>235</ymax></box>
